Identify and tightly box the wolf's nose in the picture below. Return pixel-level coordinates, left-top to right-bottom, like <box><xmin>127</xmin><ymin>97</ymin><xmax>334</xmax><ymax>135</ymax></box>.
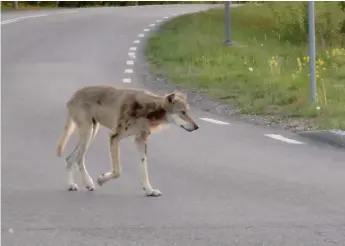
<box><xmin>194</xmin><ymin>124</ymin><xmax>199</xmax><ymax>130</ymax></box>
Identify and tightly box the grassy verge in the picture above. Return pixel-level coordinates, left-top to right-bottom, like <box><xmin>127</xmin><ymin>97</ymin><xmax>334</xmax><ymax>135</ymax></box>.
<box><xmin>146</xmin><ymin>2</ymin><xmax>345</xmax><ymax>130</ymax></box>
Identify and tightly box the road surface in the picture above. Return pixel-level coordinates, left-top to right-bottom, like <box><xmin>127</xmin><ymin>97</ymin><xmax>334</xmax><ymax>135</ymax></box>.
<box><xmin>2</xmin><ymin>5</ymin><xmax>345</xmax><ymax>246</ymax></box>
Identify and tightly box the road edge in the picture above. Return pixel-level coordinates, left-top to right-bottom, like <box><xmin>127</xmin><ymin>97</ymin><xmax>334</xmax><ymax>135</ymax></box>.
<box><xmin>297</xmin><ymin>130</ymin><xmax>345</xmax><ymax>148</ymax></box>
<box><xmin>136</xmin><ymin>8</ymin><xmax>345</xmax><ymax>149</ymax></box>
<box><xmin>136</xmin><ymin>8</ymin><xmax>282</xmax><ymax>129</ymax></box>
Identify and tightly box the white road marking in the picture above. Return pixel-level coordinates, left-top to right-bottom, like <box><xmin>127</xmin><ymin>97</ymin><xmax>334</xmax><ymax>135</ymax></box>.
<box><xmin>1</xmin><ymin>14</ymin><xmax>48</xmax><ymax>25</ymax></box>
<box><xmin>164</xmin><ymin>16</ymin><xmax>169</xmax><ymax>19</ymax></box>
<box><xmin>199</xmin><ymin>118</ymin><xmax>229</xmax><ymax>125</ymax></box>
<box><xmin>129</xmin><ymin>47</ymin><xmax>137</xmax><ymax>51</ymax></box>
<box><xmin>138</xmin><ymin>33</ymin><xmax>145</xmax><ymax>38</ymax></box>
<box><xmin>156</xmin><ymin>20</ymin><xmax>162</xmax><ymax>23</ymax></box>
<box><xmin>172</xmin><ymin>14</ymin><xmax>177</xmax><ymax>16</ymax></box>
<box><xmin>1</xmin><ymin>19</ymin><xmax>18</xmax><ymax>24</ymax></box>
<box><xmin>144</xmin><ymin>28</ymin><xmax>150</xmax><ymax>32</ymax></box>
<box><xmin>56</xmin><ymin>10</ymin><xmax>78</xmax><ymax>14</ymax></box>
<box><xmin>126</xmin><ymin>60</ymin><xmax>134</xmax><ymax>65</ymax></box>
<box><xmin>149</xmin><ymin>23</ymin><xmax>156</xmax><ymax>27</ymax></box>
<box><xmin>133</xmin><ymin>40</ymin><xmax>140</xmax><ymax>44</ymax></box>
<box><xmin>265</xmin><ymin>134</ymin><xmax>304</xmax><ymax>145</ymax></box>
<box><xmin>123</xmin><ymin>78</ymin><xmax>131</xmax><ymax>83</ymax></box>
<box><xmin>124</xmin><ymin>69</ymin><xmax>133</xmax><ymax>74</ymax></box>
<box><xmin>128</xmin><ymin>52</ymin><xmax>136</xmax><ymax>58</ymax></box>
<box><xmin>1</xmin><ymin>10</ymin><xmax>77</xmax><ymax>25</ymax></box>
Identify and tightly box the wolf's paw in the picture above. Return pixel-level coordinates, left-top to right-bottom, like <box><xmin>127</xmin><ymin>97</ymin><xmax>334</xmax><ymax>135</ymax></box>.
<box><xmin>97</xmin><ymin>173</ymin><xmax>106</xmax><ymax>186</ymax></box>
<box><xmin>86</xmin><ymin>185</ymin><xmax>95</xmax><ymax>191</ymax></box>
<box><xmin>84</xmin><ymin>177</ymin><xmax>95</xmax><ymax>191</ymax></box>
<box><xmin>67</xmin><ymin>183</ymin><xmax>78</xmax><ymax>191</ymax></box>
<box><xmin>144</xmin><ymin>188</ymin><xmax>162</xmax><ymax>197</ymax></box>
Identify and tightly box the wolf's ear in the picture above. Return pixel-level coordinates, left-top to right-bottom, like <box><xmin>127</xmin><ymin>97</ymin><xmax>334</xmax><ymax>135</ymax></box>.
<box><xmin>166</xmin><ymin>93</ymin><xmax>175</xmax><ymax>103</ymax></box>
<box><xmin>178</xmin><ymin>91</ymin><xmax>187</xmax><ymax>100</ymax></box>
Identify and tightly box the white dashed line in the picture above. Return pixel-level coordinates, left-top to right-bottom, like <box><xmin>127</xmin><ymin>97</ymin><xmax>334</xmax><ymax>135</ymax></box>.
<box><xmin>199</xmin><ymin>118</ymin><xmax>229</xmax><ymax>125</ymax></box>
<box><xmin>133</xmin><ymin>40</ymin><xmax>140</xmax><ymax>44</ymax></box>
<box><xmin>149</xmin><ymin>23</ymin><xmax>156</xmax><ymax>27</ymax></box>
<box><xmin>124</xmin><ymin>69</ymin><xmax>133</xmax><ymax>74</ymax></box>
<box><xmin>265</xmin><ymin>134</ymin><xmax>304</xmax><ymax>145</ymax></box>
<box><xmin>123</xmin><ymin>78</ymin><xmax>131</xmax><ymax>83</ymax></box>
<box><xmin>156</xmin><ymin>20</ymin><xmax>162</xmax><ymax>23</ymax></box>
<box><xmin>138</xmin><ymin>33</ymin><xmax>145</xmax><ymax>38</ymax></box>
<box><xmin>129</xmin><ymin>47</ymin><xmax>137</xmax><ymax>51</ymax></box>
<box><xmin>172</xmin><ymin>14</ymin><xmax>177</xmax><ymax>16</ymax></box>
<box><xmin>128</xmin><ymin>52</ymin><xmax>136</xmax><ymax>58</ymax></box>
<box><xmin>126</xmin><ymin>60</ymin><xmax>134</xmax><ymax>65</ymax></box>
<box><xmin>144</xmin><ymin>28</ymin><xmax>150</xmax><ymax>32</ymax></box>
<box><xmin>164</xmin><ymin>16</ymin><xmax>169</xmax><ymax>19</ymax></box>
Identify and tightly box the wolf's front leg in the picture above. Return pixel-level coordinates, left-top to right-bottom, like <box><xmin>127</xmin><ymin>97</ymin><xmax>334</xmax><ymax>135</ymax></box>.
<box><xmin>97</xmin><ymin>132</ymin><xmax>121</xmax><ymax>186</ymax></box>
<box><xmin>134</xmin><ymin>132</ymin><xmax>162</xmax><ymax>197</ymax></box>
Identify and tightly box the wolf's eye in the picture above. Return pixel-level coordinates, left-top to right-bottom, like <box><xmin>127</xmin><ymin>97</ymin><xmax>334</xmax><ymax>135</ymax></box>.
<box><xmin>181</xmin><ymin>111</ymin><xmax>186</xmax><ymax>115</ymax></box>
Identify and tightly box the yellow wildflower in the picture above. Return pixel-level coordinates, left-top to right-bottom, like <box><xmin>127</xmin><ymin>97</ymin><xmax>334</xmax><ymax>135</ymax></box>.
<box><xmin>317</xmin><ymin>59</ymin><xmax>324</xmax><ymax>66</ymax></box>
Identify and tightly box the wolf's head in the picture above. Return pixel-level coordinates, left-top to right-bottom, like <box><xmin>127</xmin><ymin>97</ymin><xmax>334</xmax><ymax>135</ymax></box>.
<box><xmin>163</xmin><ymin>92</ymin><xmax>199</xmax><ymax>132</ymax></box>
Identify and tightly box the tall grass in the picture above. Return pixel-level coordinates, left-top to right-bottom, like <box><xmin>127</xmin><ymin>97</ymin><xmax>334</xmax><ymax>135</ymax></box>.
<box><xmin>146</xmin><ymin>2</ymin><xmax>345</xmax><ymax>130</ymax></box>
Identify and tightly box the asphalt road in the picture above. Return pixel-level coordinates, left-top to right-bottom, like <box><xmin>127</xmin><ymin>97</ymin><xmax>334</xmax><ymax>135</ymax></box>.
<box><xmin>2</xmin><ymin>5</ymin><xmax>345</xmax><ymax>246</ymax></box>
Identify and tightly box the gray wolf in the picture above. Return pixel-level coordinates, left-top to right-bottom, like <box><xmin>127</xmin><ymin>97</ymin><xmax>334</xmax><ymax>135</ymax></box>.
<box><xmin>56</xmin><ymin>85</ymin><xmax>200</xmax><ymax>197</ymax></box>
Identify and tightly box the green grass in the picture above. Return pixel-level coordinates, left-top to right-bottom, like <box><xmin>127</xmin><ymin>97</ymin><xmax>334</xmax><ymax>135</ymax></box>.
<box><xmin>146</xmin><ymin>2</ymin><xmax>345</xmax><ymax>130</ymax></box>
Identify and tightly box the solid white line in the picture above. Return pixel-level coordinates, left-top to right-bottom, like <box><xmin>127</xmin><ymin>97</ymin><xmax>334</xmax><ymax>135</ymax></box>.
<box><xmin>124</xmin><ymin>69</ymin><xmax>133</xmax><ymax>74</ymax></box>
<box><xmin>1</xmin><ymin>20</ymin><xmax>18</xmax><ymax>25</ymax></box>
<box><xmin>128</xmin><ymin>52</ymin><xmax>136</xmax><ymax>58</ymax></box>
<box><xmin>138</xmin><ymin>33</ymin><xmax>145</xmax><ymax>38</ymax></box>
<box><xmin>133</xmin><ymin>40</ymin><xmax>140</xmax><ymax>44</ymax></box>
<box><xmin>56</xmin><ymin>10</ymin><xmax>78</xmax><ymax>14</ymax></box>
<box><xmin>264</xmin><ymin>134</ymin><xmax>304</xmax><ymax>145</ymax></box>
<box><xmin>149</xmin><ymin>23</ymin><xmax>156</xmax><ymax>27</ymax></box>
<box><xmin>123</xmin><ymin>78</ymin><xmax>131</xmax><ymax>83</ymax></box>
<box><xmin>23</xmin><ymin>14</ymin><xmax>48</xmax><ymax>19</ymax></box>
<box><xmin>126</xmin><ymin>60</ymin><xmax>134</xmax><ymax>65</ymax></box>
<box><xmin>144</xmin><ymin>28</ymin><xmax>150</xmax><ymax>32</ymax></box>
<box><xmin>129</xmin><ymin>47</ymin><xmax>137</xmax><ymax>51</ymax></box>
<box><xmin>199</xmin><ymin>118</ymin><xmax>229</xmax><ymax>125</ymax></box>
<box><xmin>1</xmin><ymin>14</ymin><xmax>48</xmax><ymax>25</ymax></box>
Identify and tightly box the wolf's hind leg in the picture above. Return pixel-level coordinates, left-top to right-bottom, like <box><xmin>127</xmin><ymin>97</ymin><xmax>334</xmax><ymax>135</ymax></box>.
<box><xmin>65</xmin><ymin>143</ymin><xmax>80</xmax><ymax>191</ymax></box>
<box><xmin>75</xmin><ymin>121</ymin><xmax>96</xmax><ymax>191</ymax></box>
<box><xmin>65</xmin><ymin>118</ymin><xmax>99</xmax><ymax>191</ymax></box>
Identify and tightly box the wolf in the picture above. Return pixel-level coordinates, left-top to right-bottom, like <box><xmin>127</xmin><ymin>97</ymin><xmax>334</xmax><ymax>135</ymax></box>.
<box><xmin>56</xmin><ymin>85</ymin><xmax>200</xmax><ymax>197</ymax></box>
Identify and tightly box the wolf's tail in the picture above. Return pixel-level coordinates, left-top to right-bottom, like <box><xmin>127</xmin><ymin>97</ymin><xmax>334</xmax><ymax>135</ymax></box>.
<box><xmin>56</xmin><ymin>116</ymin><xmax>75</xmax><ymax>157</ymax></box>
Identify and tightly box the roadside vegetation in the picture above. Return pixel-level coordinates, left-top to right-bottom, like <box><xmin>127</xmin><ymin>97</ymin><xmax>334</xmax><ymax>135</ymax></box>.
<box><xmin>146</xmin><ymin>2</ymin><xmax>345</xmax><ymax>130</ymax></box>
<box><xmin>1</xmin><ymin>1</ymin><xmax>58</xmax><ymax>10</ymax></box>
<box><xmin>0</xmin><ymin>1</ymin><xmax>231</xmax><ymax>11</ymax></box>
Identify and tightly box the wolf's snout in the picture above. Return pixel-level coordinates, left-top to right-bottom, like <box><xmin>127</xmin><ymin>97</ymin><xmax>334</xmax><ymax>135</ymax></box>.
<box><xmin>180</xmin><ymin>123</ymin><xmax>199</xmax><ymax>132</ymax></box>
